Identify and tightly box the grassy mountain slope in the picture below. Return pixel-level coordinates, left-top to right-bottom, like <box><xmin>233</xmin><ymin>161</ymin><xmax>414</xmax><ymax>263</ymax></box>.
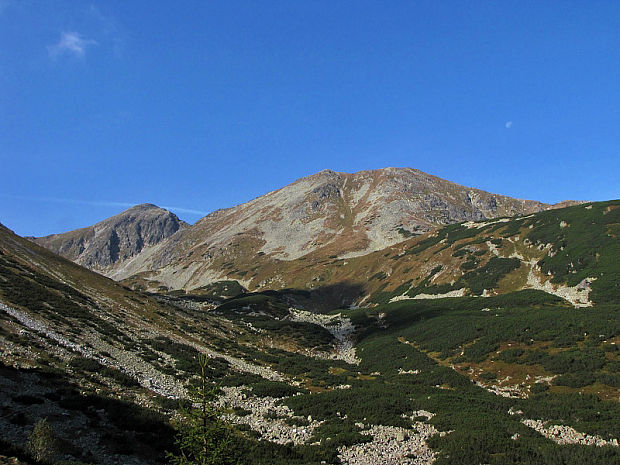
<box><xmin>1</xmin><ymin>200</ymin><xmax>618</xmax><ymax>465</ymax></box>
<box><xmin>0</xmin><ymin>223</ymin><xmax>355</xmax><ymax>464</ymax></box>
<box><xmin>363</xmin><ymin>199</ymin><xmax>619</xmax><ymax>307</ymax></box>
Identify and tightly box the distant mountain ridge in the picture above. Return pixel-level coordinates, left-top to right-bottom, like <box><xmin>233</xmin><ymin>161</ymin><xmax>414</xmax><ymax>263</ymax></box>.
<box><xmin>32</xmin><ymin>203</ymin><xmax>187</xmax><ymax>272</ymax></box>
<box><xmin>30</xmin><ymin>167</ymin><xmax>581</xmax><ymax>291</ymax></box>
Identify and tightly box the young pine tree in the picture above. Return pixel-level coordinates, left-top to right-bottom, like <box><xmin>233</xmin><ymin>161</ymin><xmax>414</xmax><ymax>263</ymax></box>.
<box><xmin>26</xmin><ymin>418</ymin><xmax>59</xmax><ymax>463</ymax></box>
<box><xmin>168</xmin><ymin>354</ymin><xmax>239</xmax><ymax>465</ymax></box>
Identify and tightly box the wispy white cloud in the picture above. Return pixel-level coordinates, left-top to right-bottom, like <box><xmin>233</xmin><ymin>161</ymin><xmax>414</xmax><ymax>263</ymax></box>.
<box><xmin>0</xmin><ymin>194</ymin><xmax>208</xmax><ymax>217</ymax></box>
<box><xmin>505</xmin><ymin>121</ymin><xmax>513</xmax><ymax>129</ymax></box>
<box><xmin>47</xmin><ymin>32</ymin><xmax>97</xmax><ymax>59</ymax></box>
<box><xmin>88</xmin><ymin>5</ymin><xmax>125</xmax><ymax>58</ymax></box>
<box><xmin>160</xmin><ymin>206</ymin><xmax>209</xmax><ymax>216</ymax></box>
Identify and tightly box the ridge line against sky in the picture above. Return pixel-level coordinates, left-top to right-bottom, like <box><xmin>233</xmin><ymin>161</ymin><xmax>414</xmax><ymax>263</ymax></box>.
<box><xmin>1</xmin><ymin>1</ymin><xmax>619</xmax><ymax>236</ymax></box>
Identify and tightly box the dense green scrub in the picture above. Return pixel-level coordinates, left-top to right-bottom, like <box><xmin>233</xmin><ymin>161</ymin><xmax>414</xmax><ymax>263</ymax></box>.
<box><xmin>526</xmin><ymin>201</ymin><xmax>620</xmax><ymax>304</ymax></box>
<box><xmin>287</xmin><ymin>290</ymin><xmax>620</xmax><ymax>464</ymax></box>
<box><xmin>215</xmin><ymin>292</ymin><xmax>336</xmax><ymax>350</ymax></box>
<box><xmin>375</xmin><ymin>200</ymin><xmax>620</xmax><ymax>303</ymax></box>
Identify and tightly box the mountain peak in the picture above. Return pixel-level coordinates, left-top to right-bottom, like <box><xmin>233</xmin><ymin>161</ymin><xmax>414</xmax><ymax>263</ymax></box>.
<box><xmin>32</xmin><ymin>203</ymin><xmax>187</xmax><ymax>271</ymax></box>
<box><xmin>128</xmin><ymin>203</ymin><xmax>161</xmax><ymax>210</ymax></box>
<box><xmin>91</xmin><ymin>167</ymin><xmax>555</xmax><ymax>291</ymax></box>
<box><xmin>32</xmin><ymin>167</ymin><xmax>559</xmax><ymax>290</ymax></box>
<box><xmin>112</xmin><ymin>203</ymin><xmax>178</xmax><ymax>218</ymax></box>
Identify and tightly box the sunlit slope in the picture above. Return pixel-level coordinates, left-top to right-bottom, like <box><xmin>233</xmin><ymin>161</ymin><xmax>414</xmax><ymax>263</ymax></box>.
<box><xmin>363</xmin><ymin>200</ymin><xmax>619</xmax><ymax>307</ymax></box>
<box><xmin>100</xmin><ymin>167</ymin><xmax>561</xmax><ymax>290</ymax></box>
<box><xmin>31</xmin><ymin>203</ymin><xmax>187</xmax><ymax>274</ymax></box>
<box><xmin>120</xmin><ymin>200</ymin><xmax>618</xmax><ymax>309</ymax></box>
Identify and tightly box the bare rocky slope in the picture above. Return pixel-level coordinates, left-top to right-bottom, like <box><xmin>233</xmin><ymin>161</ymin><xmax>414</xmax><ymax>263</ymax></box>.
<box><xmin>31</xmin><ymin>204</ymin><xmax>187</xmax><ymax>273</ymax></box>
<box><xmin>32</xmin><ymin>168</ymin><xmax>577</xmax><ymax>293</ymax></box>
<box><xmin>160</xmin><ymin>167</ymin><xmax>554</xmax><ymax>264</ymax></box>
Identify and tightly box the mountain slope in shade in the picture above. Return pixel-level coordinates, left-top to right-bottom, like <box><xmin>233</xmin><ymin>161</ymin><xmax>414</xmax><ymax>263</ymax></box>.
<box><xmin>31</xmin><ymin>203</ymin><xmax>187</xmax><ymax>273</ymax></box>
<box><xmin>0</xmin><ymin>222</ymin><xmax>289</xmax><ymax>463</ymax></box>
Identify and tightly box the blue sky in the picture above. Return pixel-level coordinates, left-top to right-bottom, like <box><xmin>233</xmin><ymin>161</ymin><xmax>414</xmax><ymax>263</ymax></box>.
<box><xmin>1</xmin><ymin>1</ymin><xmax>619</xmax><ymax>236</ymax></box>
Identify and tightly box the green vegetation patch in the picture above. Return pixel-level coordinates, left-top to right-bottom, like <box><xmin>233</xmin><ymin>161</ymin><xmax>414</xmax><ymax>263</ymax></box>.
<box><xmin>191</xmin><ymin>280</ymin><xmax>247</xmax><ymax>299</ymax></box>
<box><xmin>402</xmin><ymin>257</ymin><xmax>521</xmax><ymax>298</ymax></box>
<box><xmin>216</xmin><ymin>292</ymin><xmax>290</xmax><ymax>319</ymax></box>
<box><xmin>335</xmin><ymin>292</ymin><xmax>620</xmax><ymax>464</ymax></box>
<box><xmin>145</xmin><ymin>336</ymin><xmax>230</xmax><ymax>378</ymax></box>
<box><xmin>524</xmin><ymin>201</ymin><xmax>619</xmax><ymax>304</ymax></box>
<box><xmin>460</xmin><ymin>257</ymin><xmax>521</xmax><ymax>295</ymax></box>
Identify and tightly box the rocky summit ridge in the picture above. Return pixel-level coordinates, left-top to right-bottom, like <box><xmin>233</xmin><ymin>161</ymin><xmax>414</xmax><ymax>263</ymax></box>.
<box><xmin>32</xmin><ymin>203</ymin><xmax>187</xmax><ymax>273</ymax></box>
<box><xmin>32</xmin><ymin>167</ymin><xmax>576</xmax><ymax>291</ymax></box>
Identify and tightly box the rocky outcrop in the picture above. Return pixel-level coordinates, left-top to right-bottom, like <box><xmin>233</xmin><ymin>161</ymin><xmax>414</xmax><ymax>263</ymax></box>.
<box><xmin>338</xmin><ymin>411</ymin><xmax>445</xmax><ymax>465</ymax></box>
<box><xmin>521</xmin><ymin>419</ymin><xmax>619</xmax><ymax>447</ymax></box>
<box><xmin>216</xmin><ymin>386</ymin><xmax>322</xmax><ymax>445</ymax></box>
<box><xmin>32</xmin><ymin>204</ymin><xmax>187</xmax><ymax>273</ymax></box>
<box><xmin>288</xmin><ymin>309</ymin><xmax>360</xmax><ymax>364</ymax></box>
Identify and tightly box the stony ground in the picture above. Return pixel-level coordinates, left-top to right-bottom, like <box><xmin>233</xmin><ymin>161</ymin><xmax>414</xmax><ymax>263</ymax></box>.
<box><xmin>521</xmin><ymin>419</ymin><xmax>619</xmax><ymax>447</ymax></box>
<box><xmin>216</xmin><ymin>386</ymin><xmax>322</xmax><ymax>445</ymax></box>
<box><xmin>338</xmin><ymin>411</ymin><xmax>444</xmax><ymax>465</ymax></box>
<box><xmin>288</xmin><ymin>309</ymin><xmax>360</xmax><ymax>364</ymax></box>
<box><xmin>215</xmin><ymin>382</ymin><xmax>445</xmax><ymax>465</ymax></box>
